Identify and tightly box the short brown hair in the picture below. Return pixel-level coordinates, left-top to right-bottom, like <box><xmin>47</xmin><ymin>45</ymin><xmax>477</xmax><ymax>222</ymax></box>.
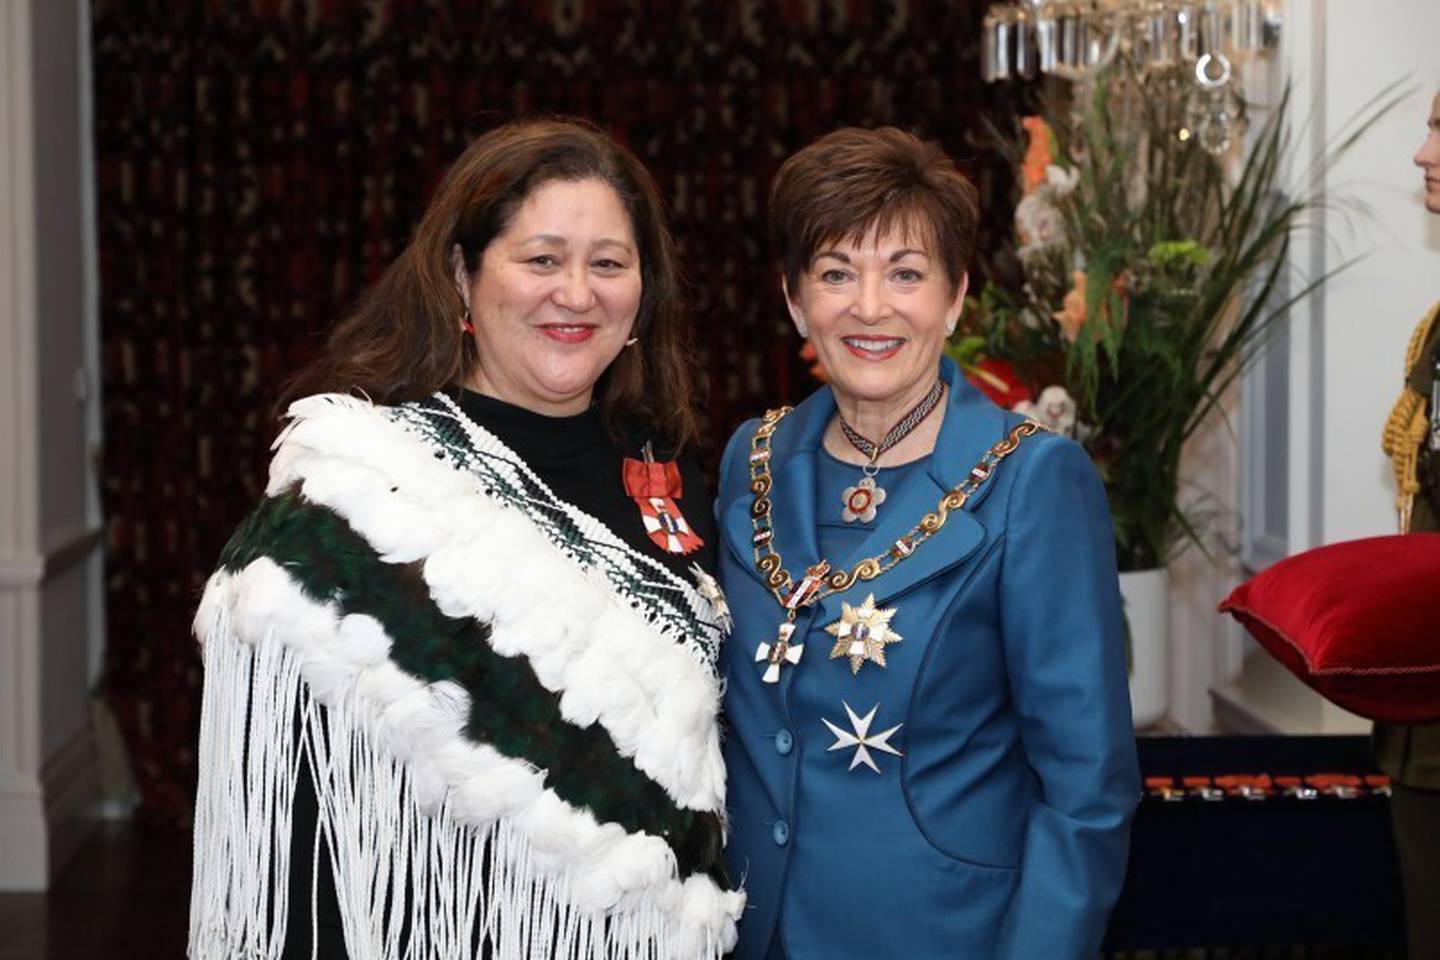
<box><xmin>282</xmin><ymin>118</ymin><xmax>699</xmax><ymax>452</ymax></box>
<box><xmin>769</xmin><ymin>127</ymin><xmax>980</xmax><ymax>293</ymax></box>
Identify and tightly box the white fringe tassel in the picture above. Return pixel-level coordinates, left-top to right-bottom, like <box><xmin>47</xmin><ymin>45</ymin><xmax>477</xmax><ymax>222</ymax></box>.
<box><xmin>188</xmin><ymin>614</ymin><xmax>719</xmax><ymax>960</ymax></box>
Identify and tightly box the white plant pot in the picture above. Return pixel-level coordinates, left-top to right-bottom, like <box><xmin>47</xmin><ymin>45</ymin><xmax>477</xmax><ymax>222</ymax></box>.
<box><xmin>1119</xmin><ymin>567</ymin><xmax>1169</xmax><ymax>730</ymax></box>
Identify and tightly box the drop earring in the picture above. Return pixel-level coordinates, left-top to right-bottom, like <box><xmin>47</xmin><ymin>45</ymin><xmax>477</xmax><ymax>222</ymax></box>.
<box><xmin>460</xmin><ymin>311</ymin><xmax>475</xmax><ymax>335</ymax></box>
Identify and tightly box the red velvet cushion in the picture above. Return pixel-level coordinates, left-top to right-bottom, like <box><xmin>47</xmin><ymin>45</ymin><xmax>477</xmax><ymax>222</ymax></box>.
<box><xmin>1218</xmin><ymin>534</ymin><xmax>1440</xmax><ymax>724</ymax></box>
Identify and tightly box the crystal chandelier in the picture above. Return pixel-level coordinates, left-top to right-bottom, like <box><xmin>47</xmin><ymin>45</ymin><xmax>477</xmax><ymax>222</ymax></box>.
<box><xmin>980</xmin><ymin>1</ymin><xmax>1282</xmax><ymax>154</ymax></box>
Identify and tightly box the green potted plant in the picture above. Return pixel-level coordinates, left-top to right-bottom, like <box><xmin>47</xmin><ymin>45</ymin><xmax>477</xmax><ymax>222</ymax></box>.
<box><xmin>957</xmin><ymin>58</ymin><xmax>1402</xmax><ymax>726</ymax></box>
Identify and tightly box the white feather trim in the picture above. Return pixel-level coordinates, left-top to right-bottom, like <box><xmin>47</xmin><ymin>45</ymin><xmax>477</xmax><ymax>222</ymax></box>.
<box><xmin>193</xmin><ymin>562</ymin><xmax>743</xmax><ymax>958</ymax></box>
<box><xmin>267</xmin><ymin>393</ymin><xmax>727</xmax><ymax>813</ymax></box>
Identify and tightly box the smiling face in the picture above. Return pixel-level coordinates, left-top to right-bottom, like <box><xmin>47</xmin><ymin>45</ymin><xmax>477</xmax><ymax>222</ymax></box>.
<box><xmin>1417</xmin><ymin>92</ymin><xmax>1440</xmax><ymax>215</ymax></box>
<box><xmin>785</xmin><ymin>222</ymin><xmax>966</xmax><ymax>413</ymax></box>
<box><xmin>456</xmin><ymin>177</ymin><xmax>642</xmax><ymax>415</ymax></box>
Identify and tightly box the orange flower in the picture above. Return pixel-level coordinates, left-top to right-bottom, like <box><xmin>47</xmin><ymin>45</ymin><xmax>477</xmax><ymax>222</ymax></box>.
<box><xmin>1054</xmin><ymin>270</ymin><xmax>1087</xmax><ymax>342</ymax></box>
<box><xmin>1054</xmin><ymin>270</ymin><xmax>1132</xmax><ymax>343</ymax></box>
<box><xmin>1020</xmin><ymin>116</ymin><xmax>1054</xmax><ymax>195</ymax></box>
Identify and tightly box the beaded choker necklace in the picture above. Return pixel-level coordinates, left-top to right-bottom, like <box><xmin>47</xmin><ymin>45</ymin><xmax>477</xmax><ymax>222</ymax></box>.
<box><xmin>834</xmin><ymin>379</ymin><xmax>945</xmax><ymax>524</ymax></box>
<box><xmin>746</xmin><ymin>405</ymin><xmax>1040</xmax><ymax>683</ymax></box>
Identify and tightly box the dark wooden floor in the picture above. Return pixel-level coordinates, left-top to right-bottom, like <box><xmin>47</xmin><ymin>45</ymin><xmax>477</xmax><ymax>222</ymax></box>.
<box><xmin>0</xmin><ymin>819</ymin><xmax>1407</xmax><ymax>960</ymax></box>
<box><xmin>0</xmin><ymin>820</ymin><xmax>191</xmax><ymax>960</ymax></box>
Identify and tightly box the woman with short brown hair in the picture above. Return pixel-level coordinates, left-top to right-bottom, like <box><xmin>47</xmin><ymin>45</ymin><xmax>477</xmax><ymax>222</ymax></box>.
<box><xmin>715</xmin><ymin>126</ymin><xmax>1138</xmax><ymax>958</ymax></box>
<box><xmin>190</xmin><ymin>118</ymin><xmax>742</xmax><ymax>959</ymax></box>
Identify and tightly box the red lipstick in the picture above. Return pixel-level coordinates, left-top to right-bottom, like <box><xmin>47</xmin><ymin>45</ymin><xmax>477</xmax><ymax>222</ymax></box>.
<box><xmin>841</xmin><ymin>335</ymin><xmax>906</xmax><ymax>361</ymax></box>
<box><xmin>538</xmin><ymin>324</ymin><xmax>597</xmax><ymax>344</ymax></box>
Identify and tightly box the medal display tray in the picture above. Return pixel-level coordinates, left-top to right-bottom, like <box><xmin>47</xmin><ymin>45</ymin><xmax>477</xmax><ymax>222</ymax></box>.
<box><xmin>1102</xmin><ymin>736</ymin><xmax>1404</xmax><ymax>954</ymax></box>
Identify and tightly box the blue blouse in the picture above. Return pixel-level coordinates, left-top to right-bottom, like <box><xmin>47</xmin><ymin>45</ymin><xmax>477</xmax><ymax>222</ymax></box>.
<box><xmin>814</xmin><ymin>447</ymin><xmax>933</xmax><ymax>565</ymax></box>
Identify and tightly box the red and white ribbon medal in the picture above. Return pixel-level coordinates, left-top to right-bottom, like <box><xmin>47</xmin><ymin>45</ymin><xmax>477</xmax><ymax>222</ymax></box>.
<box><xmin>621</xmin><ymin>444</ymin><xmax>704</xmax><ymax>556</ymax></box>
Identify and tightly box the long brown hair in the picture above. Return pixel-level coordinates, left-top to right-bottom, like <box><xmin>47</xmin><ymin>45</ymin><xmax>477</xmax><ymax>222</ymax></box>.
<box><xmin>281</xmin><ymin>118</ymin><xmax>699</xmax><ymax>452</ymax></box>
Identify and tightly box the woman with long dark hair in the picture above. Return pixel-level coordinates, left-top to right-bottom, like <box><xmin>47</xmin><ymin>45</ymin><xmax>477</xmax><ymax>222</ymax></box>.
<box><xmin>189</xmin><ymin>118</ymin><xmax>742</xmax><ymax>959</ymax></box>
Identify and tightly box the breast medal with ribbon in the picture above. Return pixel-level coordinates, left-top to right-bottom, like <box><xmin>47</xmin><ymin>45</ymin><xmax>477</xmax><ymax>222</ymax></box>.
<box><xmin>622</xmin><ymin>442</ymin><xmax>704</xmax><ymax>556</ymax></box>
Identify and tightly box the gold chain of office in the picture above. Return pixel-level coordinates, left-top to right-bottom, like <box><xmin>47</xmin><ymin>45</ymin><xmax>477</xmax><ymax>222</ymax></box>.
<box><xmin>746</xmin><ymin>405</ymin><xmax>1043</xmax><ymax>612</ymax></box>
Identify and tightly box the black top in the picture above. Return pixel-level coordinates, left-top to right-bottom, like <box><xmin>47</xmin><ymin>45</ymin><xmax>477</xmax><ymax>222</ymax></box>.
<box><xmin>454</xmin><ymin>388</ymin><xmax>719</xmax><ymax>579</ymax></box>
<box><xmin>282</xmin><ymin>390</ymin><xmax>716</xmax><ymax>959</ymax></box>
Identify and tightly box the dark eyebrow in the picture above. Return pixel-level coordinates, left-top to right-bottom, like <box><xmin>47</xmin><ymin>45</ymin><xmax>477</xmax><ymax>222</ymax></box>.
<box><xmin>814</xmin><ymin>249</ymin><xmax>930</xmax><ymax>265</ymax></box>
<box><xmin>591</xmin><ymin>238</ymin><xmax>636</xmax><ymax>254</ymax></box>
<box><xmin>520</xmin><ymin>234</ymin><xmax>635</xmax><ymax>255</ymax></box>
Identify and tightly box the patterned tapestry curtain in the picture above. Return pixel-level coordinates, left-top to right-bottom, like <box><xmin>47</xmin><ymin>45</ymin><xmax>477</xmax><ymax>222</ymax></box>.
<box><xmin>93</xmin><ymin>0</ymin><xmax>1033</xmax><ymax>822</ymax></box>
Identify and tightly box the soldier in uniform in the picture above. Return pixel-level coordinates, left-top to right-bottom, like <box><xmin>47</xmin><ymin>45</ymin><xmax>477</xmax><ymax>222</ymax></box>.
<box><xmin>1376</xmin><ymin>86</ymin><xmax>1440</xmax><ymax>960</ymax></box>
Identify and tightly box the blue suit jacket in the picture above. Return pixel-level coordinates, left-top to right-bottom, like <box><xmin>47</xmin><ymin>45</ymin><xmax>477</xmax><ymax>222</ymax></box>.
<box><xmin>716</xmin><ymin>358</ymin><xmax>1139</xmax><ymax>959</ymax></box>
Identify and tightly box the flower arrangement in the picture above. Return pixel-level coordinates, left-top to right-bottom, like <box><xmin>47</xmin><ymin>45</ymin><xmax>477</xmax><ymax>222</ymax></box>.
<box><xmin>954</xmin><ymin>60</ymin><xmax>1402</xmax><ymax>572</ymax></box>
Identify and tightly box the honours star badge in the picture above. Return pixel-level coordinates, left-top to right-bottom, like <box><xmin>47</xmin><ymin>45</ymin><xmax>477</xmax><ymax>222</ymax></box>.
<box><xmin>825</xmin><ymin>594</ymin><xmax>902</xmax><ymax>674</ymax></box>
<box><xmin>689</xmin><ymin>562</ymin><xmax>733</xmax><ymax>634</ymax></box>
<box><xmin>822</xmin><ymin>701</ymin><xmax>904</xmax><ymax>773</ymax></box>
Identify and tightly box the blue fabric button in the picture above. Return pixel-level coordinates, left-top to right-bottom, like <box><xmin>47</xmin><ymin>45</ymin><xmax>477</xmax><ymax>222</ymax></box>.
<box><xmin>774</xmin><ymin>729</ymin><xmax>794</xmax><ymax>755</ymax></box>
<box><xmin>772</xmin><ymin>820</ymin><xmax>790</xmax><ymax>846</ymax></box>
